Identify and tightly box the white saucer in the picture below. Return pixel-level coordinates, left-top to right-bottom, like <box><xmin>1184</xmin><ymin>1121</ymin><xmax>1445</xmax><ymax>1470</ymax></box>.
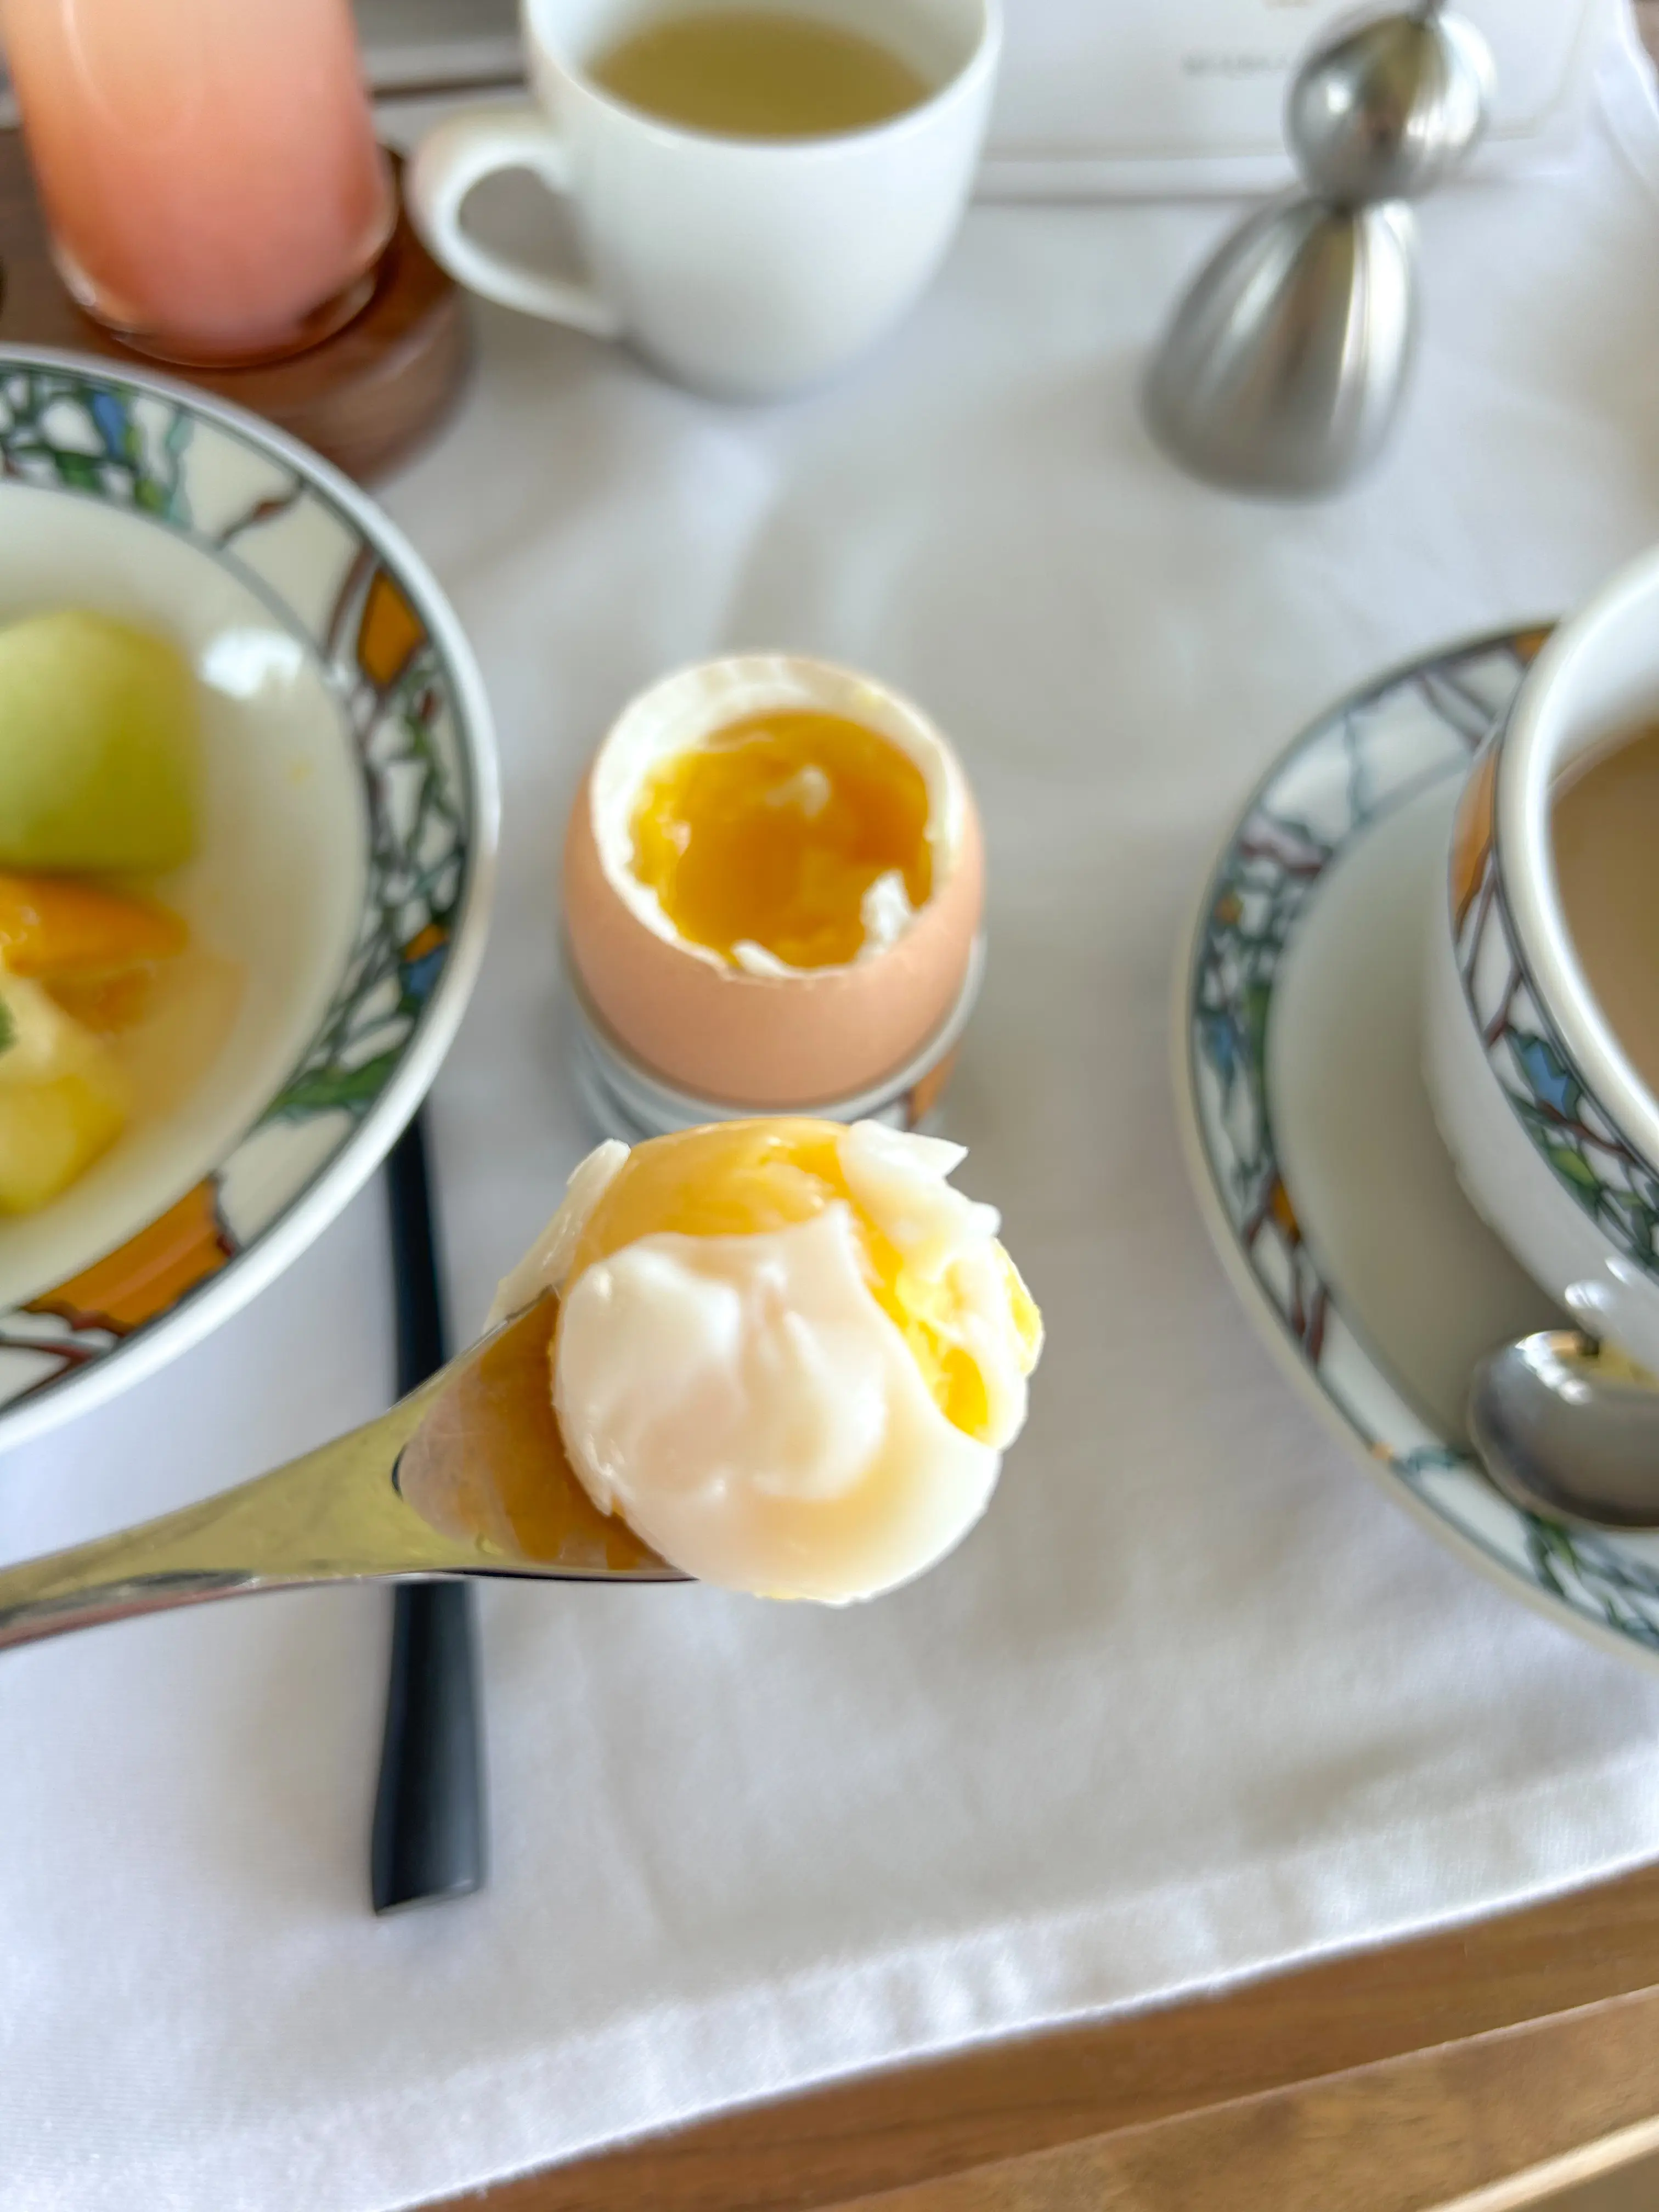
<box><xmin>1175</xmin><ymin>630</ymin><xmax>1659</xmax><ymax>1673</ymax></box>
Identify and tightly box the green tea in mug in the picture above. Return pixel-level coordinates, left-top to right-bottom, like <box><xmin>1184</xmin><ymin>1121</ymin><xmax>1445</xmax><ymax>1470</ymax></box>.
<box><xmin>589</xmin><ymin>8</ymin><xmax>931</xmax><ymax>139</ymax></box>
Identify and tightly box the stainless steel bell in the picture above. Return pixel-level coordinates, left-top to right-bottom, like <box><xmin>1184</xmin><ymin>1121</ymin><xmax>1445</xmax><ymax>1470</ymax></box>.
<box><xmin>1143</xmin><ymin>4</ymin><xmax>1493</xmax><ymax>499</ymax></box>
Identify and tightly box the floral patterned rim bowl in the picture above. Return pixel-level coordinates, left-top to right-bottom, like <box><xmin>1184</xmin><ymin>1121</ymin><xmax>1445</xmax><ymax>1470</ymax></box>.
<box><xmin>1425</xmin><ymin>548</ymin><xmax>1659</xmax><ymax>1379</ymax></box>
<box><xmin>0</xmin><ymin>347</ymin><xmax>496</xmax><ymax>1452</ymax></box>
<box><xmin>1180</xmin><ymin>627</ymin><xmax>1659</xmax><ymax>1673</ymax></box>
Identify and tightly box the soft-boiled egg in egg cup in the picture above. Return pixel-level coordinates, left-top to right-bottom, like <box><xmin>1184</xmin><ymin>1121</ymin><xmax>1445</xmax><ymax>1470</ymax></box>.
<box><xmin>562</xmin><ymin>656</ymin><xmax>984</xmax><ymax>1125</ymax></box>
<box><xmin>492</xmin><ymin>1119</ymin><xmax>1042</xmax><ymax>1603</ymax></box>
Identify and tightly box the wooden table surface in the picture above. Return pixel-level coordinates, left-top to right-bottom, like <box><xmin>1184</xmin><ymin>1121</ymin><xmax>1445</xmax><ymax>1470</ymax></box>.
<box><xmin>446</xmin><ymin>1864</ymin><xmax>1659</xmax><ymax>2211</ymax></box>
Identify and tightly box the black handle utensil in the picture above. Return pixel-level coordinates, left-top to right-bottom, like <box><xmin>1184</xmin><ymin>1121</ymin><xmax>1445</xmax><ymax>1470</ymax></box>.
<box><xmin>370</xmin><ymin>1109</ymin><xmax>487</xmax><ymax>1913</ymax></box>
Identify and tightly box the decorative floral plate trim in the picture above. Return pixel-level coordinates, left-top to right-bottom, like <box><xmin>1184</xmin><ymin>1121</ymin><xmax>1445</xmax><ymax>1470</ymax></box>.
<box><xmin>0</xmin><ymin>356</ymin><xmax>491</xmax><ymax>1434</ymax></box>
<box><xmin>1182</xmin><ymin>628</ymin><xmax>1659</xmax><ymax>1664</ymax></box>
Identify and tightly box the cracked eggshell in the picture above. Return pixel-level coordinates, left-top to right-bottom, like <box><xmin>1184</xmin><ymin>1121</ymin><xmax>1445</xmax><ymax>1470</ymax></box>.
<box><xmin>562</xmin><ymin>656</ymin><xmax>985</xmax><ymax>1109</ymax></box>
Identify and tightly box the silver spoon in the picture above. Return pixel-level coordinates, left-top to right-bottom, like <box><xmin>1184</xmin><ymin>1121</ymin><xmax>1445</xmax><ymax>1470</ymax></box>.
<box><xmin>0</xmin><ymin>1293</ymin><xmax>681</xmax><ymax>1652</ymax></box>
<box><xmin>1468</xmin><ymin>1330</ymin><xmax>1659</xmax><ymax>1530</ymax></box>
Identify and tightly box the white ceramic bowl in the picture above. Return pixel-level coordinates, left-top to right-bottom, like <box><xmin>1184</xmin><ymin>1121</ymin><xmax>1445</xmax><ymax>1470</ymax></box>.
<box><xmin>1425</xmin><ymin>555</ymin><xmax>1659</xmax><ymax>1369</ymax></box>
<box><xmin>0</xmin><ymin>347</ymin><xmax>496</xmax><ymax>1449</ymax></box>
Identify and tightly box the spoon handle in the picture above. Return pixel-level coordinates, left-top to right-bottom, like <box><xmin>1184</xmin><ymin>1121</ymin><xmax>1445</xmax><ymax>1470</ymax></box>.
<box><xmin>0</xmin><ymin>1390</ymin><xmax>450</xmax><ymax>1652</ymax></box>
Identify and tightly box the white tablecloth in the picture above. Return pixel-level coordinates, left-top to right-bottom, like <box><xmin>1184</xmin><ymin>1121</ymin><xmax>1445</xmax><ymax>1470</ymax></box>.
<box><xmin>12</xmin><ymin>20</ymin><xmax>1659</xmax><ymax>2212</ymax></box>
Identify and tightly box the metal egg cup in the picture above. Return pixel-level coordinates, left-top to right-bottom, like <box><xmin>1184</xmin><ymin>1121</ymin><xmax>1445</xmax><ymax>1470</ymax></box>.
<box><xmin>1144</xmin><ymin>5</ymin><xmax>1495</xmax><ymax>499</ymax></box>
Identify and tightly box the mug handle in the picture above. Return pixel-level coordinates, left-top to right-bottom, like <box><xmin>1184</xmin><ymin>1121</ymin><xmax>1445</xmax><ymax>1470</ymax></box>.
<box><xmin>407</xmin><ymin>105</ymin><xmax>624</xmax><ymax>339</ymax></box>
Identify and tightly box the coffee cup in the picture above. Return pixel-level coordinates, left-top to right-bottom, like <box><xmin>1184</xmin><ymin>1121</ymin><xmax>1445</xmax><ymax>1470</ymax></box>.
<box><xmin>1425</xmin><ymin>549</ymin><xmax>1659</xmax><ymax>1373</ymax></box>
<box><xmin>406</xmin><ymin>0</ymin><xmax>1000</xmax><ymax>400</ymax></box>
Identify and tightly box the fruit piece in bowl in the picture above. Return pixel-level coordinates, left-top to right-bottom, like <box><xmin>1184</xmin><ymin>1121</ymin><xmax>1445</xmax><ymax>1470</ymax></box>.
<box><xmin>0</xmin><ymin>610</ymin><xmax>219</xmax><ymax>1217</ymax></box>
<box><xmin>0</xmin><ymin>870</ymin><xmax>203</xmax><ymax>1212</ymax></box>
<box><xmin>0</xmin><ymin>971</ymin><xmax>127</xmax><ymax>1214</ymax></box>
<box><xmin>0</xmin><ymin>610</ymin><xmax>201</xmax><ymax>873</ymax></box>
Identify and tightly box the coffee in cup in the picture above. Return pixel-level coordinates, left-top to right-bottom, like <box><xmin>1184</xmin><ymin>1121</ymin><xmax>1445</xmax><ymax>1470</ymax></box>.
<box><xmin>1551</xmin><ymin>725</ymin><xmax>1659</xmax><ymax>1101</ymax></box>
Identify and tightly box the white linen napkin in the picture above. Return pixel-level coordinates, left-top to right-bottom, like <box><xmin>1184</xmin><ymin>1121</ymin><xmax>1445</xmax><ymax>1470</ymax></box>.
<box><xmin>9</xmin><ymin>17</ymin><xmax>1659</xmax><ymax>2210</ymax></box>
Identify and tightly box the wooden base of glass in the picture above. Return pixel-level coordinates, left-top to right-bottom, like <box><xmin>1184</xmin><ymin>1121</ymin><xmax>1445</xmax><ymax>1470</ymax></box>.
<box><xmin>0</xmin><ymin>142</ymin><xmax>470</xmax><ymax>483</ymax></box>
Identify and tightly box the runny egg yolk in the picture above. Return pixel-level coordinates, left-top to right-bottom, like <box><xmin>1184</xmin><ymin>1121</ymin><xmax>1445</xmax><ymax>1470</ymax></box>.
<box><xmin>562</xmin><ymin>1118</ymin><xmax>1042</xmax><ymax>1444</ymax></box>
<box><xmin>628</xmin><ymin>711</ymin><xmax>933</xmax><ymax>970</ymax></box>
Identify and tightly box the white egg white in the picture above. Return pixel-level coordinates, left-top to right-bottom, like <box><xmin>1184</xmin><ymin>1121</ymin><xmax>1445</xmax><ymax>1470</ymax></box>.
<box><xmin>555</xmin><ymin>1206</ymin><xmax>999</xmax><ymax>1602</ymax></box>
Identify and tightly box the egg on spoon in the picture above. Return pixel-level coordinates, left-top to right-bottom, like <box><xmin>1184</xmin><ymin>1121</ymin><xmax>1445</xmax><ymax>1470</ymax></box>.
<box><xmin>493</xmin><ymin>1119</ymin><xmax>1043</xmax><ymax>1603</ymax></box>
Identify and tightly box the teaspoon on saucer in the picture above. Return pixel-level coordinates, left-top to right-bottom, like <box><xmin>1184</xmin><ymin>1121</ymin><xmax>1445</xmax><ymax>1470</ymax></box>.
<box><xmin>1469</xmin><ymin>1330</ymin><xmax>1659</xmax><ymax>1531</ymax></box>
<box><xmin>0</xmin><ymin>1293</ymin><xmax>682</xmax><ymax>1653</ymax></box>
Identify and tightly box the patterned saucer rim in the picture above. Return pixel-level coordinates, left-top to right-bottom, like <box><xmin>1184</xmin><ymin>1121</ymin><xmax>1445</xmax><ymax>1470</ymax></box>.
<box><xmin>0</xmin><ymin>345</ymin><xmax>499</xmax><ymax>1454</ymax></box>
<box><xmin>1173</xmin><ymin>622</ymin><xmax>1659</xmax><ymax>1676</ymax></box>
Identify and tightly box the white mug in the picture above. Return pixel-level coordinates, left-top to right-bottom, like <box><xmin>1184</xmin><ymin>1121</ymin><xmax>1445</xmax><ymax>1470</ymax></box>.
<box><xmin>1425</xmin><ymin>550</ymin><xmax>1659</xmax><ymax>1373</ymax></box>
<box><xmin>407</xmin><ymin>0</ymin><xmax>1000</xmax><ymax>400</ymax></box>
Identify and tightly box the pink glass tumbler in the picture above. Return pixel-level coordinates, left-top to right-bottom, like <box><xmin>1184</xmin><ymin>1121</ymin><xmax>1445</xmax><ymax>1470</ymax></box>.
<box><xmin>2</xmin><ymin>0</ymin><xmax>396</xmax><ymax>366</ymax></box>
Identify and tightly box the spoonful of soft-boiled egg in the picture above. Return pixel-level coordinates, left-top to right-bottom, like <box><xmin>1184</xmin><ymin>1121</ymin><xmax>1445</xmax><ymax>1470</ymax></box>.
<box><xmin>0</xmin><ymin>1120</ymin><xmax>1043</xmax><ymax>1648</ymax></box>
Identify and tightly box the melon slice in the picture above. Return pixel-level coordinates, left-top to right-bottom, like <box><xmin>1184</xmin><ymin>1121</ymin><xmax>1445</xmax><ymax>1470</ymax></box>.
<box><xmin>0</xmin><ymin>611</ymin><xmax>201</xmax><ymax>873</ymax></box>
